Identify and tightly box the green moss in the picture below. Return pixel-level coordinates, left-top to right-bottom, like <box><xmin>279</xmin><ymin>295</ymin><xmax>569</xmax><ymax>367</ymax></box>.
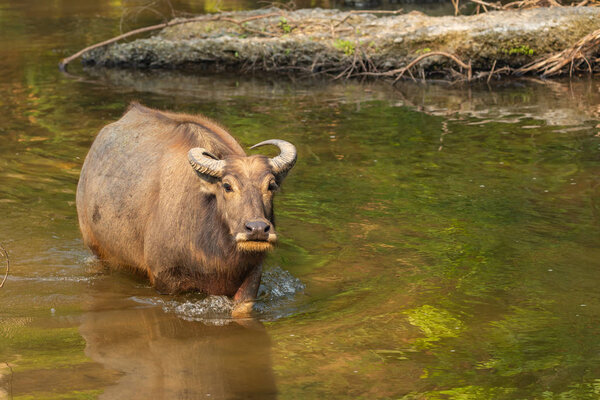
<box><xmin>278</xmin><ymin>17</ymin><xmax>292</xmax><ymax>34</ymax></box>
<box><xmin>502</xmin><ymin>45</ymin><xmax>535</xmax><ymax>56</ymax></box>
<box><xmin>333</xmin><ymin>39</ymin><xmax>355</xmax><ymax>56</ymax></box>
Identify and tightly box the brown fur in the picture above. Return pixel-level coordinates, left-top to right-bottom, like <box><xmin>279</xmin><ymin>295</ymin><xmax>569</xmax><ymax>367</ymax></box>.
<box><xmin>76</xmin><ymin>103</ymin><xmax>293</xmax><ymax>295</ymax></box>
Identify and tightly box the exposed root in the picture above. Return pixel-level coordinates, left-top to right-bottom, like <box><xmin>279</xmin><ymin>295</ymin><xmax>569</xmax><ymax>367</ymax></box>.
<box><xmin>503</xmin><ymin>0</ymin><xmax>565</xmax><ymax>9</ymax></box>
<box><xmin>354</xmin><ymin>51</ymin><xmax>465</xmax><ymax>81</ymax></box>
<box><xmin>389</xmin><ymin>52</ymin><xmax>472</xmax><ymax>83</ymax></box>
<box><xmin>0</xmin><ymin>244</ymin><xmax>8</xmax><ymax>288</ymax></box>
<box><xmin>458</xmin><ymin>0</ymin><xmax>599</xmax><ymax>15</ymax></box>
<box><xmin>517</xmin><ymin>28</ymin><xmax>600</xmax><ymax>76</ymax></box>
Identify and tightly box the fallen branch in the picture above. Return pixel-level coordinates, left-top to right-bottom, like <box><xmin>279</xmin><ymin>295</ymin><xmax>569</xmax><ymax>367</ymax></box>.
<box><xmin>58</xmin><ymin>12</ymin><xmax>283</xmax><ymax>71</ymax></box>
<box><xmin>516</xmin><ymin>28</ymin><xmax>600</xmax><ymax>76</ymax></box>
<box><xmin>0</xmin><ymin>244</ymin><xmax>8</xmax><ymax>288</ymax></box>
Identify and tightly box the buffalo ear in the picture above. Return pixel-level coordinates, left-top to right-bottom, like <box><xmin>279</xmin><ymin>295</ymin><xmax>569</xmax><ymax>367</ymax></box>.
<box><xmin>188</xmin><ymin>148</ymin><xmax>226</xmax><ymax>178</ymax></box>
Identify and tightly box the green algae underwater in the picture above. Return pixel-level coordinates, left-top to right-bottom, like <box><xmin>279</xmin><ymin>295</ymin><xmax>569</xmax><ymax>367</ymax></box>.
<box><xmin>1</xmin><ymin>1</ymin><xmax>600</xmax><ymax>399</ymax></box>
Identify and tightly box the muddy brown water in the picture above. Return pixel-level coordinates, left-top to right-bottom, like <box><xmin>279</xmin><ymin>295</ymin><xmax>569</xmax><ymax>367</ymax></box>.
<box><xmin>1</xmin><ymin>1</ymin><xmax>600</xmax><ymax>399</ymax></box>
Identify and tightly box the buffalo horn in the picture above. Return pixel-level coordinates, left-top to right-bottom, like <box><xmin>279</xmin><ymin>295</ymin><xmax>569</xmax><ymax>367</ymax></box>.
<box><xmin>188</xmin><ymin>148</ymin><xmax>226</xmax><ymax>178</ymax></box>
<box><xmin>250</xmin><ymin>139</ymin><xmax>297</xmax><ymax>176</ymax></box>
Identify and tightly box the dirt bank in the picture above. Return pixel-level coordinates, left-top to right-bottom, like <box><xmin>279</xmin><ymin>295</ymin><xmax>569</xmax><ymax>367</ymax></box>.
<box><xmin>80</xmin><ymin>7</ymin><xmax>600</xmax><ymax>80</ymax></box>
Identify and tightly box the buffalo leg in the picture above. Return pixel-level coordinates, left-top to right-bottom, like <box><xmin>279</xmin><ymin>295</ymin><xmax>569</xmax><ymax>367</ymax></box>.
<box><xmin>232</xmin><ymin>264</ymin><xmax>262</xmax><ymax>318</ymax></box>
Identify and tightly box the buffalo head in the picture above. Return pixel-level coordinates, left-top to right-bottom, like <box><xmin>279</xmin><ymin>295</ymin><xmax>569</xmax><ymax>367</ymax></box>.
<box><xmin>188</xmin><ymin>139</ymin><xmax>296</xmax><ymax>253</ymax></box>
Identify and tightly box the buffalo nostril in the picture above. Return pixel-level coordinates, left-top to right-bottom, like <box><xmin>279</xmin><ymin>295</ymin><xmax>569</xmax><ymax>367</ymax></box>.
<box><xmin>245</xmin><ymin>221</ymin><xmax>270</xmax><ymax>236</ymax></box>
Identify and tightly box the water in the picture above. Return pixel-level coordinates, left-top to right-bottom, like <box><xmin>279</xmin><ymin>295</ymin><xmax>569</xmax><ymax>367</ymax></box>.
<box><xmin>1</xmin><ymin>1</ymin><xmax>600</xmax><ymax>399</ymax></box>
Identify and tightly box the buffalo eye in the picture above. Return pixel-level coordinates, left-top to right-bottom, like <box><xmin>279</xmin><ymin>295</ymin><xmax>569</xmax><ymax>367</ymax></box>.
<box><xmin>223</xmin><ymin>182</ymin><xmax>234</xmax><ymax>193</ymax></box>
<box><xmin>268</xmin><ymin>181</ymin><xmax>278</xmax><ymax>192</ymax></box>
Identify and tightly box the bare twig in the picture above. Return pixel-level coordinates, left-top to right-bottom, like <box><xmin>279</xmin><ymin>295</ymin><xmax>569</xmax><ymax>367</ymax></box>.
<box><xmin>220</xmin><ymin>14</ymin><xmax>281</xmax><ymax>37</ymax></box>
<box><xmin>502</xmin><ymin>0</ymin><xmax>563</xmax><ymax>9</ymax></box>
<box><xmin>258</xmin><ymin>0</ymin><xmax>296</xmax><ymax>11</ymax></box>
<box><xmin>356</xmin><ymin>51</ymin><xmax>471</xmax><ymax>82</ymax></box>
<box><xmin>164</xmin><ymin>0</ymin><xmax>176</xmax><ymax>19</ymax></box>
<box><xmin>120</xmin><ymin>1</ymin><xmax>167</xmax><ymax>35</ymax></box>
<box><xmin>334</xmin><ymin>9</ymin><xmax>403</xmax><ymax>28</ymax></box>
<box><xmin>0</xmin><ymin>244</ymin><xmax>8</xmax><ymax>288</ymax></box>
<box><xmin>477</xmin><ymin>64</ymin><xmax>510</xmax><ymax>81</ymax></box>
<box><xmin>390</xmin><ymin>51</ymin><xmax>471</xmax><ymax>83</ymax></box>
<box><xmin>59</xmin><ymin>17</ymin><xmax>211</xmax><ymax>71</ymax></box>
<box><xmin>58</xmin><ymin>12</ymin><xmax>283</xmax><ymax>71</ymax></box>
<box><xmin>470</xmin><ymin>0</ymin><xmax>503</xmax><ymax>9</ymax></box>
<box><xmin>487</xmin><ymin>59</ymin><xmax>497</xmax><ymax>83</ymax></box>
<box><xmin>451</xmin><ymin>0</ymin><xmax>461</xmax><ymax>15</ymax></box>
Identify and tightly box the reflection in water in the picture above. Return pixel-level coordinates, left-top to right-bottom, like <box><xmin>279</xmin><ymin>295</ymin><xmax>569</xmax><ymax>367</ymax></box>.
<box><xmin>81</xmin><ymin>280</ymin><xmax>276</xmax><ymax>400</ymax></box>
<box><xmin>84</xmin><ymin>67</ymin><xmax>600</xmax><ymax>128</ymax></box>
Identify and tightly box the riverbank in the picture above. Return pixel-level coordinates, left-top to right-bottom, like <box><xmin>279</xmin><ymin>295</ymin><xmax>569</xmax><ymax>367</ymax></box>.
<box><xmin>77</xmin><ymin>6</ymin><xmax>600</xmax><ymax>81</ymax></box>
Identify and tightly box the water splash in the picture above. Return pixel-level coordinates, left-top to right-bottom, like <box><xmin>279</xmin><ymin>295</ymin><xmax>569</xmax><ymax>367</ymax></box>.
<box><xmin>253</xmin><ymin>266</ymin><xmax>306</xmax><ymax>318</ymax></box>
<box><xmin>132</xmin><ymin>266</ymin><xmax>305</xmax><ymax>324</ymax></box>
<box><xmin>257</xmin><ymin>266</ymin><xmax>305</xmax><ymax>301</ymax></box>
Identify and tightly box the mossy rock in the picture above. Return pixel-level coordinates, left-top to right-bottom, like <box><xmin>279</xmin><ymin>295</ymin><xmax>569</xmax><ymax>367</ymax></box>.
<box><xmin>81</xmin><ymin>6</ymin><xmax>600</xmax><ymax>78</ymax></box>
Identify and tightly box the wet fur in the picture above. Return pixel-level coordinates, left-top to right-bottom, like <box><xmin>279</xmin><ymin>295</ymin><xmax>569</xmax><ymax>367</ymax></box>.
<box><xmin>77</xmin><ymin>103</ymin><xmax>278</xmax><ymax>295</ymax></box>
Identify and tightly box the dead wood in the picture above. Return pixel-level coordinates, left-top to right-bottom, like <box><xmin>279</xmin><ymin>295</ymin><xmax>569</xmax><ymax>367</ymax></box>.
<box><xmin>517</xmin><ymin>28</ymin><xmax>600</xmax><ymax>76</ymax></box>
<box><xmin>58</xmin><ymin>12</ymin><xmax>283</xmax><ymax>71</ymax></box>
<box><xmin>453</xmin><ymin>0</ymin><xmax>599</xmax><ymax>15</ymax></box>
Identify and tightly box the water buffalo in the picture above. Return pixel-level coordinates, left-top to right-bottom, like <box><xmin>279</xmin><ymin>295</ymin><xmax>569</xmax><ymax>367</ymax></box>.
<box><xmin>76</xmin><ymin>103</ymin><xmax>296</xmax><ymax>314</ymax></box>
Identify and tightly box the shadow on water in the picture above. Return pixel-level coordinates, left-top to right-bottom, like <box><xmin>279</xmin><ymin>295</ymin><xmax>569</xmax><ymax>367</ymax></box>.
<box><xmin>80</xmin><ymin>277</ymin><xmax>277</xmax><ymax>400</ymax></box>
